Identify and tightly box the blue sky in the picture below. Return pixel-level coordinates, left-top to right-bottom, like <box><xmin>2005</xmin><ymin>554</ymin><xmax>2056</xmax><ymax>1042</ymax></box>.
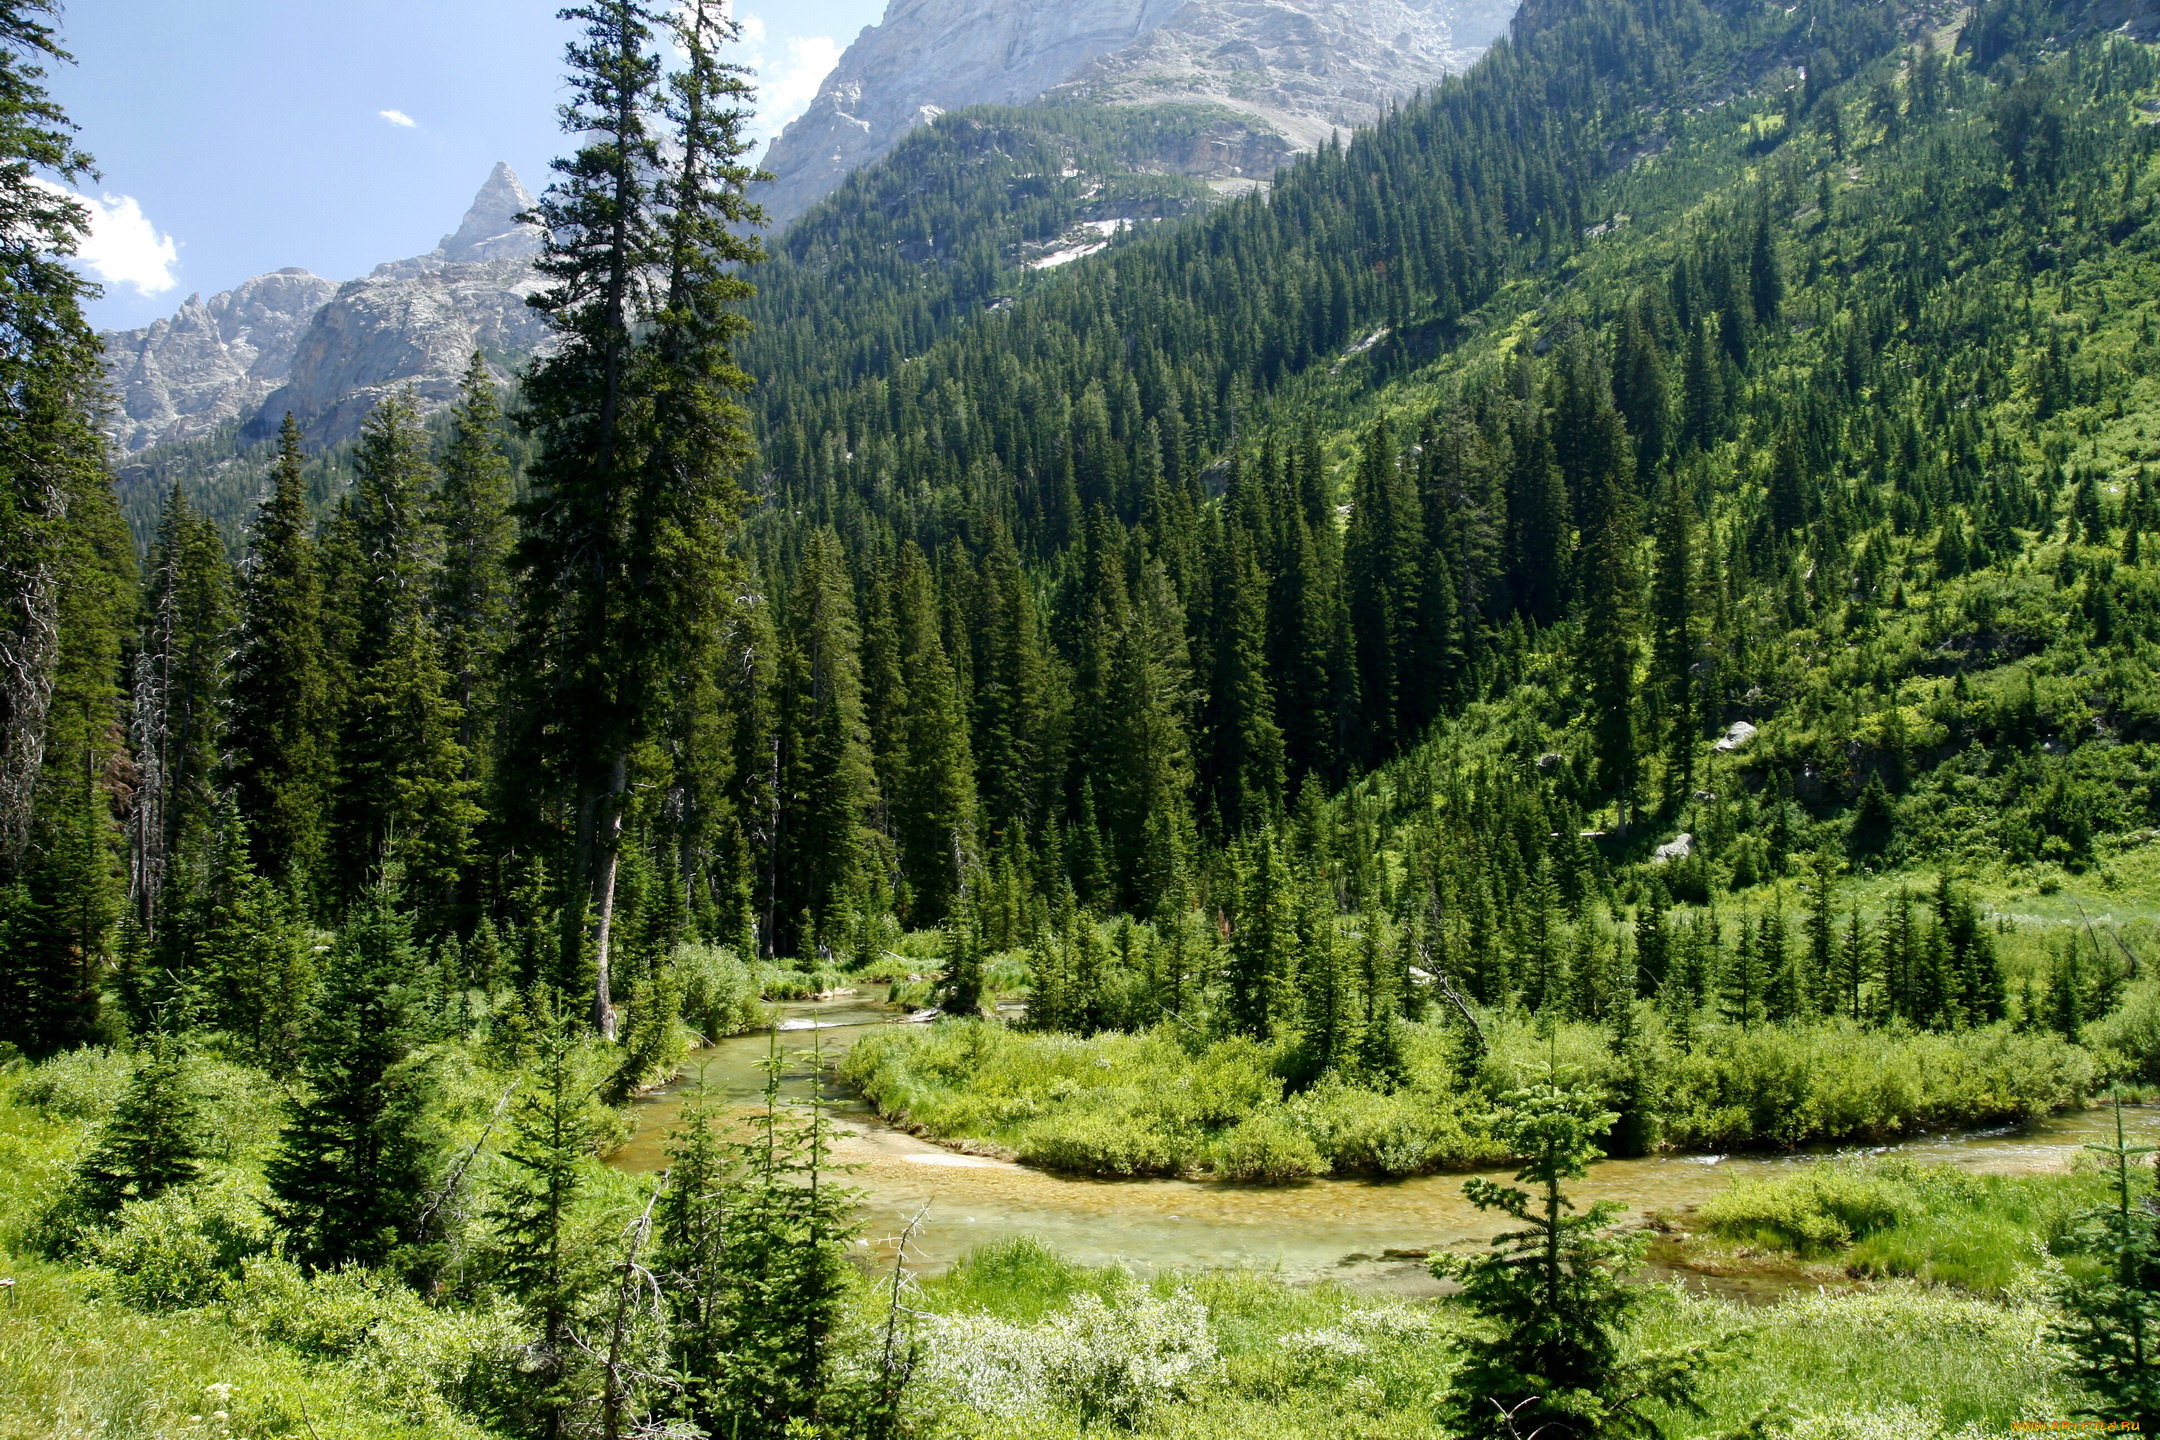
<box><xmin>46</xmin><ymin>0</ymin><xmax>884</xmax><ymax>331</ymax></box>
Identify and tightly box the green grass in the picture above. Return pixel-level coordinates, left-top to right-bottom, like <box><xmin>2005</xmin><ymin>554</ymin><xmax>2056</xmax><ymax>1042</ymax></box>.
<box><xmin>917</xmin><ymin>1236</ymin><xmax>1130</xmax><ymax>1323</ymax></box>
<box><xmin>0</xmin><ymin>1058</ymin><xmax>549</xmax><ymax>1440</ymax></box>
<box><xmin>841</xmin><ymin>1012</ymin><xmax>2095</xmax><ymax>1179</ymax></box>
<box><xmin>1645</xmin><ymin>1285</ymin><xmax>2079</xmax><ymax>1438</ymax></box>
<box><xmin>909</xmin><ymin>1239</ymin><xmax>2082</xmax><ymax>1439</ymax></box>
<box><xmin>0</xmin><ymin>1253</ymin><xmax>496</xmax><ymax>1440</ymax></box>
<box><xmin>1694</xmin><ymin>1158</ymin><xmax>2114</xmax><ymax>1293</ymax></box>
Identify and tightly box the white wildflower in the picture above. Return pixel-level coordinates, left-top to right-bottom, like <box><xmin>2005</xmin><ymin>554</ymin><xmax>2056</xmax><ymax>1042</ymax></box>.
<box><xmin>923</xmin><ymin>1285</ymin><xmax>1217</xmax><ymax>1424</ymax></box>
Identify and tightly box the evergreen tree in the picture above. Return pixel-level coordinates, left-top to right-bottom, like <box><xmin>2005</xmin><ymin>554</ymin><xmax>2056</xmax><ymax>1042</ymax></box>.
<box><xmin>1679</xmin><ymin>317</ymin><xmax>1725</xmax><ymax>452</ymax></box>
<box><xmin>1803</xmin><ymin>855</ymin><xmax>1838</xmax><ymax>1019</ymax></box>
<box><xmin>969</xmin><ymin>518</ymin><xmax>1057</xmax><ymax>841</ymax></box>
<box><xmin>1228</xmin><ymin>830</ymin><xmax>1294</xmax><ymax>1039</ymax></box>
<box><xmin>1294</xmin><ymin>863</ymin><xmax>1353</xmax><ymax>1079</ymax></box>
<box><xmin>346</xmin><ymin>390</ymin><xmax>440</xmax><ymax>663</ymax></box>
<box><xmin>1581</xmin><ymin>475</ymin><xmax>1643</xmax><ymax>819</ymax></box>
<box><xmin>432</xmin><ymin>355</ymin><xmax>517</xmax><ymax>794</ymax></box>
<box><xmin>2050</xmin><ymin>1095</ymin><xmax>2160</xmax><ymax>1429</ymax></box>
<box><xmin>1612</xmin><ymin>294</ymin><xmax>1669</xmax><ymax>482</ymax></box>
<box><xmin>492</xmin><ymin>1014</ymin><xmax>611</xmax><ymax>1439</ymax></box>
<box><xmin>1649</xmin><ymin>470</ymin><xmax>1698</xmax><ymax>795</ymax></box>
<box><xmin>2</xmin><ymin>728</ymin><xmax>122</xmax><ymax>1053</ymax></box>
<box><xmin>891</xmin><ymin>542</ymin><xmax>976</xmax><ymax>925</ymax></box>
<box><xmin>513</xmin><ymin>0</ymin><xmax>761</xmax><ymax>1035</ymax></box>
<box><xmin>1200</xmin><ymin>512</ymin><xmax>1285</xmax><ymax>836</ymax></box>
<box><xmin>267</xmin><ymin>889</ymin><xmax>445</xmax><ymax>1272</ymax></box>
<box><xmin>1432</xmin><ymin>1082</ymin><xmax>1716</xmax><ymax>1439</ymax></box>
<box><xmin>227</xmin><ymin>415</ymin><xmax>333</xmax><ymax>899</ymax></box>
<box><xmin>1722</xmin><ymin>914</ymin><xmax>1769</xmax><ymax>1030</ymax></box>
<box><xmin>135</xmin><ymin>486</ymin><xmax>235</xmax><ymax>931</ymax></box>
<box><xmin>333</xmin><ymin>606</ymin><xmax>479</xmax><ymax>918</ymax></box>
<box><xmin>172</xmin><ymin>797</ymin><xmax>314</xmax><ymax>1068</ymax></box>
<box><xmin>770</xmin><ymin>531</ymin><xmax>879</xmax><ymax>956</ymax></box>
<box><xmin>691</xmin><ymin>1041</ymin><xmax>861</xmax><ymax>1439</ymax></box>
<box><xmin>655</xmin><ymin>1095</ymin><xmax>734</xmax><ymax>1430</ymax></box>
<box><xmin>937</xmin><ymin>885</ymin><xmax>987</xmax><ymax>1018</ymax></box>
<box><xmin>72</xmin><ymin>1031</ymin><xmax>204</xmax><ymax>1216</ymax></box>
<box><xmin>1507</xmin><ymin>387</ymin><xmax>1571</xmax><ymax>625</ymax></box>
<box><xmin>1096</xmin><ymin>560</ymin><xmax>1195</xmax><ymax>910</ymax></box>
<box><xmin>0</xmin><ymin>0</ymin><xmax>112</xmax><ymax>890</ymax></box>
<box><xmin>1345</xmin><ymin>420</ymin><xmax>1422</xmax><ymax>757</ymax></box>
<box><xmin>331</xmin><ymin>393</ymin><xmax>476</xmax><ymax>909</ymax></box>
<box><xmin>1848</xmin><ymin>776</ymin><xmax>1895</xmax><ymax>857</ymax></box>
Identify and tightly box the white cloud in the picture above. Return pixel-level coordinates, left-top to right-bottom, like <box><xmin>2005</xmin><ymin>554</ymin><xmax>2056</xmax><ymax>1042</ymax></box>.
<box><xmin>748</xmin><ymin>34</ymin><xmax>842</xmax><ymax>147</ymax></box>
<box><xmin>31</xmin><ymin>181</ymin><xmax>180</xmax><ymax>296</ymax></box>
<box><xmin>379</xmin><ymin>108</ymin><xmax>416</xmax><ymax>128</ymax></box>
<box><xmin>683</xmin><ymin>4</ymin><xmax>844</xmax><ymax>147</ymax></box>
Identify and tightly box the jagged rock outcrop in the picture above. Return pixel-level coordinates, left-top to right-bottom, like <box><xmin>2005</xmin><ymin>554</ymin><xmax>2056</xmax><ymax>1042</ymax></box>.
<box><xmin>100</xmin><ymin>162</ymin><xmax>549</xmax><ymax>454</ymax></box>
<box><xmin>1054</xmin><ymin>0</ymin><xmax>1521</xmax><ymax>151</ymax></box>
<box><xmin>246</xmin><ymin>164</ymin><xmax>550</xmax><ymax>444</ymax></box>
<box><xmin>101</xmin><ymin>268</ymin><xmax>340</xmax><ymax>454</ymax></box>
<box><xmin>244</xmin><ymin>255</ymin><xmax>550</xmax><ymax>447</ymax></box>
<box><xmin>757</xmin><ymin>0</ymin><xmax>1518</xmax><ymax>227</ymax></box>
<box><xmin>759</xmin><ymin>0</ymin><xmax>1191</xmax><ymax>227</ymax></box>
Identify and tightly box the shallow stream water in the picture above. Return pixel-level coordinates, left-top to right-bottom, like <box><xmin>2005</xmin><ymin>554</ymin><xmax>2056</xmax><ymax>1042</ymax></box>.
<box><xmin>610</xmin><ymin>999</ymin><xmax>2160</xmax><ymax>1298</ymax></box>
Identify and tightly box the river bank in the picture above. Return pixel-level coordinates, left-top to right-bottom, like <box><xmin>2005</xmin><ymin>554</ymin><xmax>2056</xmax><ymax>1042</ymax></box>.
<box><xmin>614</xmin><ymin>1000</ymin><xmax>2158</xmax><ymax>1297</ymax></box>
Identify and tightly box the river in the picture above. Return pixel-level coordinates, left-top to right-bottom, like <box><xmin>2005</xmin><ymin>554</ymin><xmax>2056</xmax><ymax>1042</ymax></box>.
<box><xmin>611</xmin><ymin>998</ymin><xmax>2160</xmax><ymax>1298</ymax></box>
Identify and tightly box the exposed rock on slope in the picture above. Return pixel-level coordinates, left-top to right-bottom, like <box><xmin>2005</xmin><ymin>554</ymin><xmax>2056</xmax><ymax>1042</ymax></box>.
<box><xmin>100</xmin><ymin>163</ymin><xmax>548</xmax><ymax>454</ymax></box>
<box><xmin>101</xmin><ymin>268</ymin><xmax>339</xmax><ymax>454</ymax></box>
<box><xmin>247</xmin><ymin>164</ymin><xmax>549</xmax><ymax>445</ymax></box>
<box><xmin>758</xmin><ymin>0</ymin><xmax>1190</xmax><ymax>227</ymax></box>
<box><xmin>1054</xmin><ymin>0</ymin><xmax>1520</xmax><ymax>151</ymax></box>
<box><xmin>757</xmin><ymin>0</ymin><xmax>1518</xmax><ymax>227</ymax></box>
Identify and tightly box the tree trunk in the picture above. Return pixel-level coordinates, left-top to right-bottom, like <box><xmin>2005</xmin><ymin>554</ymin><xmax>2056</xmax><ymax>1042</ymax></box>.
<box><xmin>591</xmin><ymin>752</ymin><xmax>629</xmax><ymax>1041</ymax></box>
<box><xmin>600</xmin><ymin>1172</ymin><xmax>664</xmax><ymax>1440</ymax></box>
<box><xmin>0</xmin><ymin>486</ymin><xmax>62</xmax><ymax>879</ymax></box>
<box><xmin>561</xmin><ymin>779</ymin><xmax>599</xmax><ymax>999</ymax></box>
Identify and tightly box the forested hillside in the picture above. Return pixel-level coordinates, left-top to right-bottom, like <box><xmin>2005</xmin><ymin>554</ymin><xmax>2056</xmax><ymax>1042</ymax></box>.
<box><xmin>12</xmin><ymin>0</ymin><xmax>2160</xmax><ymax>1133</ymax></box>
<box><xmin>8</xmin><ymin>0</ymin><xmax>2160</xmax><ymax>1431</ymax></box>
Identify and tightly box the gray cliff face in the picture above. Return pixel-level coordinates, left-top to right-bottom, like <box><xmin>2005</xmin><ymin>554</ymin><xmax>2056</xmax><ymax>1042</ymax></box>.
<box><xmin>247</xmin><ymin>254</ymin><xmax>550</xmax><ymax>447</ymax></box>
<box><xmin>756</xmin><ymin>0</ymin><xmax>1518</xmax><ymax>228</ymax></box>
<box><xmin>102</xmin><ymin>162</ymin><xmax>548</xmax><ymax>453</ymax></box>
<box><xmin>102</xmin><ymin>268</ymin><xmax>340</xmax><ymax>454</ymax></box>
<box><xmin>758</xmin><ymin>0</ymin><xmax>1191</xmax><ymax>228</ymax></box>
<box><xmin>248</xmin><ymin>164</ymin><xmax>549</xmax><ymax>444</ymax></box>
<box><xmin>1054</xmin><ymin>0</ymin><xmax>1521</xmax><ymax>150</ymax></box>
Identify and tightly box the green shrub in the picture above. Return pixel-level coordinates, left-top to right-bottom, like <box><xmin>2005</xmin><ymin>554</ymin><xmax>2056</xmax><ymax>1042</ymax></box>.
<box><xmin>1664</xmin><ymin>1022</ymin><xmax>2092</xmax><ymax>1149</ymax></box>
<box><xmin>675</xmin><ymin>942</ymin><xmax>767</xmax><ymax>1041</ymax></box>
<box><xmin>1699</xmin><ymin>1164</ymin><xmax>1915</xmax><ymax>1255</ymax></box>
<box><xmin>17</xmin><ymin>1047</ymin><xmax>131</xmax><ymax>1122</ymax></box>
<box><xmin>2084</xmin><ymin>980</ymin><xmax>2160</xmax><ymax>1085</ymax></box>
<box><xmin>1016</xmin><ymin>1107</ymin><xmax>1190</xmax><ymax>1176</ymax></box>
<box><xmin>228</xmin><ymin>1257</ymin><xmax>529</xmax><ymax>1424</ymax></box>
<box><xmin>921</xmin><ymin>1283</ymin><xmax>1218</xmax><ymax>1425</ymax></box>
<box><xmin>81</xmin><ymin>1171</ymin><xmax>273</xmax><ymax>1309</ymax></box>
<box><xmin>756</xmin><ymin>962</ymin><xmax>847</xmax><ymax>1000</ymax></box>
<box><xmin>1212</xmin><ymin>1110</ymin><xmax>1325</xmax><ymax>1182</ymax></box>
<box><xmin>1284</xmin><ymin>1078</ymin><xmax>1504</xmax><ymax>1176</ymax></box>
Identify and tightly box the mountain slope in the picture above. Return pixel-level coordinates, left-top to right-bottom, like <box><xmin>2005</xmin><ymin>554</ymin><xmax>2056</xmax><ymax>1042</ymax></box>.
<box><xmin>101</xmin><ymin>268</ymin><xmax>339</xmax><ymax>455</ymax></box>
<box><xmin>100</xmin><ymin>163</ymin><xmax>544</xmax><ymax>457</ymax></box>
<box><xmin>756</xmin><ymin>0</ymin><xmax>1516</xmax><ymax>227</ymax></box>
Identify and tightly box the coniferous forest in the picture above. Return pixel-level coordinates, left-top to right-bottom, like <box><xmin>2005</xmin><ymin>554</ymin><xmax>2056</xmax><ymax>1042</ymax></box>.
<box><xmin>7</xmin><ymin>0</ymin><xmax>2160</xmax><ymax>1433</ymax></box>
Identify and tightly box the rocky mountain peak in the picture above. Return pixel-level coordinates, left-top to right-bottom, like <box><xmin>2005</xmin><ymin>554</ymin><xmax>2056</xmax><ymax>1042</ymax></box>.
<box><xmin>756</xmin><ymin>0</ymin><xmax>1518</xmax><ymax>228</ymax></box>
<box><xmin>435</xmin><ymin>161</ymin><xmax>541</xmax><ymax>264</ymax></box>
<box><xmin>103</xmin><ymin>164</ymin><xmax>549</xmax><ymax>454</ymax></box>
